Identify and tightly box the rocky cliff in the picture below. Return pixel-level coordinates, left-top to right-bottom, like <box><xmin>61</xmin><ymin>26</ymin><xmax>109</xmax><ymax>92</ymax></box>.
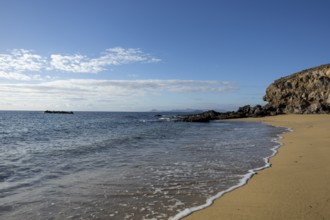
<box><xmin>264</xmin><ymin>64</ymin><xmax>330</xmax><ymax>114</ymax></box>
<box><xmin>179</xmin><ymin>64</ymin><xmax>330</xmax><ymax>122</ymax></box>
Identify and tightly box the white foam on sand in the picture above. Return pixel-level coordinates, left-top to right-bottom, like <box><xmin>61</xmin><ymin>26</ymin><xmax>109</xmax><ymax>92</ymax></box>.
<box><xmin>169</xmin><ymin>126</ymin><xmax>292</xmax><ymax>220</ymax></box>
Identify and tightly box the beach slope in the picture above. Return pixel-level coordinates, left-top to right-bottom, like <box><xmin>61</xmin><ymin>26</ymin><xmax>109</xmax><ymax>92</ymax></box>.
<box><xmin>185</xmin><ymin>114</ymin><xmax>330</xmax><ymax>220</ymax></box>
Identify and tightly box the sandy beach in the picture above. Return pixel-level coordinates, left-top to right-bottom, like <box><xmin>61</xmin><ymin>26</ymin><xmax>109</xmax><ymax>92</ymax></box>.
<box><xmin>185</xmin><ymin>114</ymin><xmax>330</xmax><ymax>220</ymax></box>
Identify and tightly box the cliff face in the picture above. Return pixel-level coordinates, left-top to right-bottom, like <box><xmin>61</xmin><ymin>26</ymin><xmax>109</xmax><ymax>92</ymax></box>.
<box><xmin>263</xmin><ymin>64</ymin><xmax>330</xmax><ymax>114</ymax></box>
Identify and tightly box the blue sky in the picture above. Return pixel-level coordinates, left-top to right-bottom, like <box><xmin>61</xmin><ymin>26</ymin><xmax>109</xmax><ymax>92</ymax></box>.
<box><xmin>0</xmin><ymin>0</ymin><xmax>329</xmax><ymax>111</ymax></box>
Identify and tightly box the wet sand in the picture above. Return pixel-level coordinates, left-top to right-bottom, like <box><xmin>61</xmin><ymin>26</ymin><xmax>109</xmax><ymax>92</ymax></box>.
<box><xmin>184</xmin><ymin>114</ymin><xmax>330</xmax><ymax>220</ymax></box>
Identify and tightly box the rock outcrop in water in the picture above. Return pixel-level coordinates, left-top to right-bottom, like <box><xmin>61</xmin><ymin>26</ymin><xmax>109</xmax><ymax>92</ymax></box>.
<box><xmin>179</xmin><ymin>105</ymin><xmax>271</xmax><ymax>122</ymax></box>
<box><xmin>179</xmin><ymin>64</ymin><xmax>330</xmax><ymax>122</ymax></box>
<box><xmin>44</xmin><ymin>110</ymin><xmax>74</xmax><ymax>114</ymax></box>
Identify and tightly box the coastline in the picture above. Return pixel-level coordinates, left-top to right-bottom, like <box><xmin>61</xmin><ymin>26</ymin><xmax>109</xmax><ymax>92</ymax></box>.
<box><xmin>183</xmin><ymin>114</ymin><xmax>330</xmax><ymax>220</ymax></box>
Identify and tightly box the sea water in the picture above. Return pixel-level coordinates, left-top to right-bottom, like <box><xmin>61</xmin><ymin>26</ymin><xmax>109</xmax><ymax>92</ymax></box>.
<box><xmin>0</xmin><ymin>111</ymin><xmax>286</xmax><ymax>220</ymax></box>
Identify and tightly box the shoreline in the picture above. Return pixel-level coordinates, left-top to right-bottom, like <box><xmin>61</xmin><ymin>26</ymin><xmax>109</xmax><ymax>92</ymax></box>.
<box><xmin>171</xmin><ymin>121</ymin><xmax>288</xmax><ymax>220</ymax></box>
<box><xmin>183</xmin><ymin>114</ymin><xmax>330</xmax><ymax>220</ymax></box>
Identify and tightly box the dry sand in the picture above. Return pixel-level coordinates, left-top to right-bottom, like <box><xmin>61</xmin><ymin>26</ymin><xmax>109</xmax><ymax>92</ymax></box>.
<box><xmin>184</xmin><ymin>114</ymin><xmax>330</xmax><ymax>220</ymax></box>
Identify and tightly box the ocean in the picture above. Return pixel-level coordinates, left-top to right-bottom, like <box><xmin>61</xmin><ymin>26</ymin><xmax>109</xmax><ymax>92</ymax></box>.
<box><xmin>0</xmin><ymin>111</ymin><xmax>286</xmax><ymax>220</ymax></box>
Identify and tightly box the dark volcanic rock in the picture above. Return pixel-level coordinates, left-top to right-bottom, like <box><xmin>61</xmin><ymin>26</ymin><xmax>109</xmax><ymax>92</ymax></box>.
<box><xmin>44</xmin><ymin>110</ymin><xmax>74</xmax><ymax>114</ymax></box>
<box><xmin>181</xmin><ymin>110</ymin><xmax>220</xmax><ymax>122</ymax></box>
<box><xmin>179</xmin><ymin>105</ymin><xmax>274</xmax><ymax>122</ymax></box>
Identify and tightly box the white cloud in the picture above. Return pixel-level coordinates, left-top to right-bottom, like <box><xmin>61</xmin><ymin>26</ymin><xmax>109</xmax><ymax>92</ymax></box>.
<box><xmin>0</xmin><ymin>70</ymin><xmax>32</xmax><ymax>81</ymax></box>
<box><xmin>50</xmin><ymin>54</ymin><xmax>104</xmax><ymax>73</ymax></box>
<box><xmin>0</xmin><ymin>48</ymin><xmax>238</xmax><ymax>110</ymax></box>
<box><xmin>0</xmin><ymin>48</ymin><xmax>161</xmax><ymax>80</ymax></box>
<box><xmin>0</xmin><ymin>49</ymin><xmax>48</xmax><ymax>81</ymax></box>
<box><xmin>103</xmin><ymin>47</ymin><xmax>161</xmax><ymax>64</ymax></box>
<box><xmin>0</xmin><ymin>79</ymin><xmax>237</xmax><ymax>111</ymax></box>
<box><xmin>0</xmin><ymin>79</ymin><xmax>236</xmax><ymax>99</ymax></box>
<box><xmin>50</xmin><ymin>47</ymin><xmax>160</xmax><ymax>73</ymax></box>
<box><xmin>0</xmin><ymin>49</ymin><xmax>47</xmax><ymax>72</ymax></box>
<box><xmin>42</xmin><ymin>79</ymin><xmax>232</xmax><ymax>93</ymax></box>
